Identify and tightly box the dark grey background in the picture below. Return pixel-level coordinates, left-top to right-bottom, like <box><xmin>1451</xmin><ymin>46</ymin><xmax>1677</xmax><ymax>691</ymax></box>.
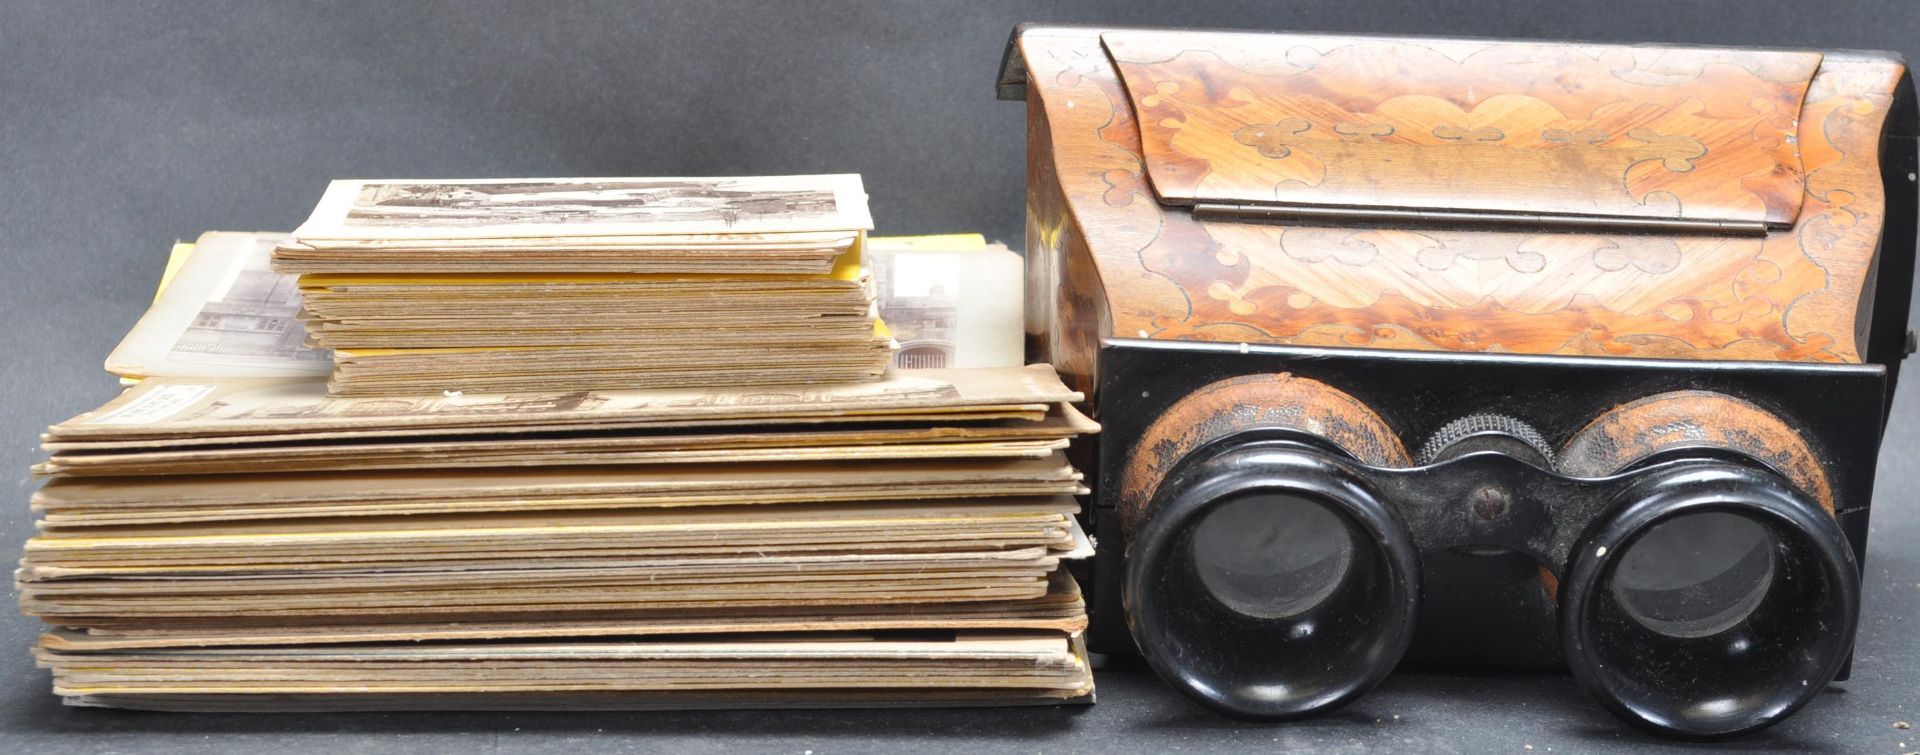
<box><xmin>2</xmin><ymin>0</ymin><xmax>1917</xmax><ymax>752</ymax></box>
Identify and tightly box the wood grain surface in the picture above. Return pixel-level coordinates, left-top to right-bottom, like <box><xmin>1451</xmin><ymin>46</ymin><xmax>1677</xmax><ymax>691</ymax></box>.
<box><xmin>1104</xmin><ymin>30</ymin><xmax>1821</xmax><ymax>228</ymax></box>
<box><xmin>1011</xmin><ymin>27</ymin><xmax>1909</xmax><ymax>375</ymax></box>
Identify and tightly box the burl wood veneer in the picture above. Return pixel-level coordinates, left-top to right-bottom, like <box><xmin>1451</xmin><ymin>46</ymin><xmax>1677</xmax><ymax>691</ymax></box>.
<box><xmin>1001</xmin><ymin>27</ymin><xmax>1913</xmax><ymax>397</ymax></box>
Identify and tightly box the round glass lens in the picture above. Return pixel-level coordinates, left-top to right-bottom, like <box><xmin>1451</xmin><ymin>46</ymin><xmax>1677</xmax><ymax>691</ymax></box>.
<box><xmin>1609</xmin><ymin>511</ymin><xmax>1777</xmax><ymax>638</ymax></box>
<box><xmin>1191</xmin><ymin>493</ymin><xmax>1356</xmax><ymax>619</ymax></box>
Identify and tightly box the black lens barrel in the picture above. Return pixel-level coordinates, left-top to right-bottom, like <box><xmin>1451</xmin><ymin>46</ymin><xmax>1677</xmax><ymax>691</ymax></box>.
<box><xmin>1122</xmin><ymin>437</ymin><xmax>1857</xmax><ymax>737</ymax></box>
<box><xmin>1124</xmin><ymin>442</ymin><xmax>1421</xmax><ymax>719</ymax></box>
<box><xmin>1559</xmin><ymin>464</ymin><xmax>1860</xmax><ymax>738</ymax></box>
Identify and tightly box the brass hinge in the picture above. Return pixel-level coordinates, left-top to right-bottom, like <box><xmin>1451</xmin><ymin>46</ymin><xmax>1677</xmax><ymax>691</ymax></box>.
<box><xmin>1191</xmin><ymin>202</ymin><xmax>1774</xmax><ymax>236</ymax></box>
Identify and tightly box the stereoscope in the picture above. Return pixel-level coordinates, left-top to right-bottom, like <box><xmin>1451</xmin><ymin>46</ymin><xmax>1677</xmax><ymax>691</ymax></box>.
<box><xmin>998</xmin><ymin>25</ymin><xmax>1917</xmax><ymax>737</ymax></box>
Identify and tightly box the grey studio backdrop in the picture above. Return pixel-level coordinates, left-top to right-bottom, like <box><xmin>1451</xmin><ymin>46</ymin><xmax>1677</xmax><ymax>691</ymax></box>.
<box><xmin>2</xmin><ymin>1</ymin><xmax>1917</xmax><ymax>753</ymax></box>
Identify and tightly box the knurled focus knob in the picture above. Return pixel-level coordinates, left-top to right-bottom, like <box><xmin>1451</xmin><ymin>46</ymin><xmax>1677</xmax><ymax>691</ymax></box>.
<box><xmin>1417</xmin><ymin>413</ymin><xmax>1554</xmax><ymax>467</ymax></box>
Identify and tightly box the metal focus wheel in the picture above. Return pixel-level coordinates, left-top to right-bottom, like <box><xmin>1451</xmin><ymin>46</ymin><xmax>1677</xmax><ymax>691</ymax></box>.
<box><xmin>1417</xmin><ymin>413</ymin><xmax>1554</xmax><ymax>467</ymax></box>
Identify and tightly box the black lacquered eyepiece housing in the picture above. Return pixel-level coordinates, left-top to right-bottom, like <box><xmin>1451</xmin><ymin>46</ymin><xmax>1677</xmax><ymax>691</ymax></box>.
<box><xmin>1089</xmin><ymin>342</ymin><xmax>1894</xmax><ymax>739</ymax></box>
<box><xmin>1124</xmin><ymin>443</ymin><xmax>1420</xmax><ymax>719</ymax></box>
<box><xmin>1123</xmin><ymin>435</ymin><xmax>1859</xmax><ymax>736</ymax></box>
<box><xmin>1559</xmin><ymin>465</ymin><xmax>1860</xmax><ymax>738</ymax></box>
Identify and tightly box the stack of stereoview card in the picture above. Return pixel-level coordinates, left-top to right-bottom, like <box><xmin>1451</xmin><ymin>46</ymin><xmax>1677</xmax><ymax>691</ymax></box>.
<box><xmin>272</xmin><ymin>175</ymin><xmax>892</xmax><ymax>396</ymax></box>
<box><xmin>20</xmin><ymin>228</ymin><xmax>1096</xmax><ymax>712</ymax></box>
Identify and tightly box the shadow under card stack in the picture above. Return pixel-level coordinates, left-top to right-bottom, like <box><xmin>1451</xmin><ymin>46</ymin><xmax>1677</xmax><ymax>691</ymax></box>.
<box><xmin>18</xmin><ymin>176</ymin><xmax>1097</xmax><ymax>711</ymax></box>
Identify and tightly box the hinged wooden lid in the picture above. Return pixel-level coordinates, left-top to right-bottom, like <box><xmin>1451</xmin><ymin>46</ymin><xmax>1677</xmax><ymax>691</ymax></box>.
<box><xmin>1101</xmin><ymin>30</ymin><xmax>1824</xmax><ymax>232</ymax></box>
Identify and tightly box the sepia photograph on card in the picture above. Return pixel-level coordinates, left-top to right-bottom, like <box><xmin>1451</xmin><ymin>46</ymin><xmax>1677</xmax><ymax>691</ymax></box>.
<box><xmin>104</xmin><ymin>232</ymin><xmax>331</xmax><ymax>380</ymax></box>
<box><xmin>287</xmin><ymin>175</ymin><xmax>874</xmax><ymax>241</ymax></box>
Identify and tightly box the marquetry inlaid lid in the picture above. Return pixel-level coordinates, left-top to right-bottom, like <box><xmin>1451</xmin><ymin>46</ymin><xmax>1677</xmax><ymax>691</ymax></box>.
<box><xmin>1102</xmin><ymin>30</ymin><xmax>1821</xmax><ymax>233</ymax></box>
